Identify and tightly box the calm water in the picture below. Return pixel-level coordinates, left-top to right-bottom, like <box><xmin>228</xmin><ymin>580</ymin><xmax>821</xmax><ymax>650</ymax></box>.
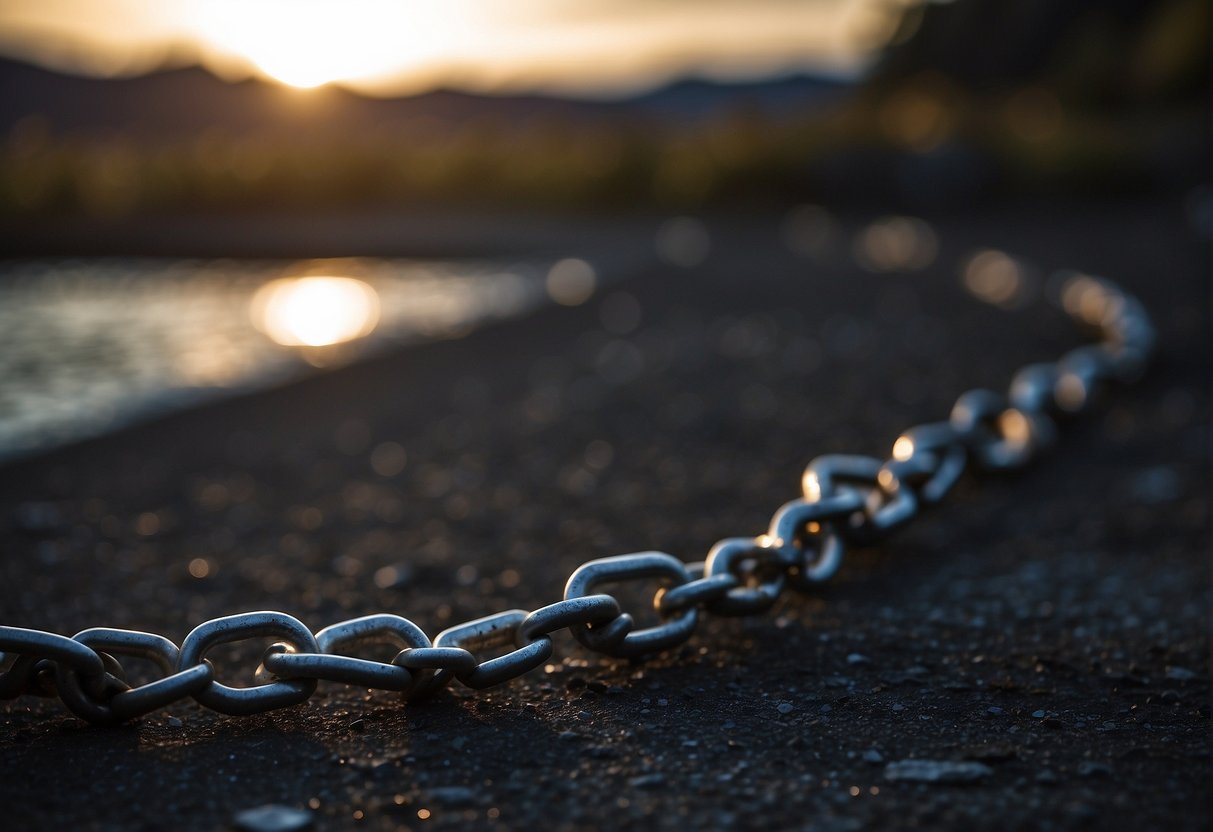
<box><xmin>0</xmin><ymin>256</ymin><xmax>572</xmax><ymax>461</ymax></box>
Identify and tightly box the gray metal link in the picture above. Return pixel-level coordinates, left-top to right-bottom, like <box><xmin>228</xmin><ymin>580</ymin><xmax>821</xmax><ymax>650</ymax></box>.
<box><xmin>889</xmin><ymin>422</ymin><xmax>968</xmax><ymax>504</ymax></box>
<box><xmin>654</xmin><ymin>572</ymin><xmax>740</xmax><ymax>615</ymax></box>
<box><xmin>178</xmin><ymin>611</ymin><xmax>319</xmax><ymax>716</ymax></box>
<box><xmin>260</xmin><ymin>648</ymin><xmax>412</xmax><ymax>691</ymax></box>
<box><xmin>765</xmin><ymin>494</ymin><xmax>860</xmax><ymax>587</ymax></box>
<box><xmin>1009</xmin><ymin>363</ymin><xmax>1061</xmax><ymax>413</ymax></box>
<box><xmin>0</xmin><ymin>270</ymin><xmax>1155</xmax><ymax>723</ymax></box>
<box><xmin>1055</xmin><ymin>344</ymin><xmax>1116</xmax><ymax>413</ymax></box>
<box><xmin>704</xmin><ymin>538</ymin><xmax>787</xmax><ymax>616</ymax></box>
<box><xmin>802</xmin><ymin>455</ymin><xmax>917</xmax><ymax>542</ymax></box>
<box><xmin>433</xmin><ymin>610</ymin><xmax>553</xmax><ymax>690</ymax></box>
<box><xmin>0</xmin><ymin>626</ymin><xmax>107</xmax><ymax>700</ymax></box>
<box><xmin>565</xmin><ymin>553</ymin><xmax>698</xmax><ymax>657</ymax></box>
<box><xmin>256</xmin><ymin>614</ymin><xmax>435</xmax><ymax>699</ymax></box>
<box><xmin>55</xmin><ymin>628</ymin><xmax>214</xmax><ymax>725</ymax></box>
<box><xmin>950</xmin><ymin>389</ymin><xmax>1041</xmax><ymax>470</ymax></box>
<box><xmin>392</xmin><ymin>646</ymin><xmax>477</xmax><ymax>673</ymax></box>
<box><xmin>518</xmin><ymin>595</ymin><xmax>623</xmax><ymax>644</ymax></box>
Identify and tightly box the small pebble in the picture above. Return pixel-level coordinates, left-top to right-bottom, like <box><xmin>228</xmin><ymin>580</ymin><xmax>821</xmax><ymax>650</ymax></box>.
<box><xmin>863</xmin><ymin>749</ymin><xmax>884</xmax><ymax>764</ymax></box>
<box><xmin>987</xmin><ymin>707</ymin><xmax>1004</xmax><ymax>716</ymax></box>
<box><xmin>846</xmin><ymin>653</ymin><xmax>871</xmax><ymax>665</ymax></box>
<box><xmin>1165</xmin><ymin>666</ymin><xmax>1198</xmax><ymax>681</ymax></box>
<box><xmin>777</xmin><ymin>702</ymin><xmax>794</xmax><ymax>715</ymax></box>
<box><xmin>1036</xmin><ymin>769</ymin><xmax>1059</xmax><ymax>785</ymax></box>
<box><xmin>1130</xmin><ymin>465</ymin><xmax>1181</xmax><ymax>504</ymax></box>
<box><xmin>1031</xmin><ymin>710</ymin><xmax>1046</xmax><ymax>718</ymax></box>
<box><xmin>166</xmin><ymin>717</ymin><xmax>183</xmax><ymax>728</ymax></box>
<box><xmin>428</xmin><ymin>787</ymin><xmax>475</xmax><ymax>806</ymax></box>
<box><xmin>577</xmin><ymin>710</ymin><xmax>593</xmax><ymax>722</ymax></box>
<box><xmin>1068</xmin><ymin>803</ymin><xmax>1098</xmax><ymax>822</ymax></box>
<box><xmin>884</xmin><ymin>760</ymin><xmax>994</xmax><ymax>784</ymax></box>
<box><xmin>628</xmin><ymin>774</ymin><xmax>666</xmax><ymax>789</ymax></box>
<box><xmin>233</xmin><ymin>805</ymin><xmax>313</xmax><ymax>832</ymax></box>
<box><xmin>1077</xmin><ymin>761</ymin><xmax>1113</xmax><ymax>779</ymax></box>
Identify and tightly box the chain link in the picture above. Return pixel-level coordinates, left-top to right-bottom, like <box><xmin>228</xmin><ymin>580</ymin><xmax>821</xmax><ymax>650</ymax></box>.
<box><xmin>0</xmin><ymin>270</ymin><xmax>1155</xmax><ymax>723</ymax></box>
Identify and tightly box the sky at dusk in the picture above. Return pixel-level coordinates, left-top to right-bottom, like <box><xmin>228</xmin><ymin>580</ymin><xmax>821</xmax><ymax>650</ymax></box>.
<box><xmin>0</xmin><ymin>0</ymin><xmax>897</xmax><ymax>95</ymax></box>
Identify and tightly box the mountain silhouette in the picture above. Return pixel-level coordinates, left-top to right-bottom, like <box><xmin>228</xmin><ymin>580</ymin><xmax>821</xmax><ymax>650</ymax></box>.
<box><xmin>0</xmin><ymin>57</ymin><xmax>848</xmax><ymax>139</ymax></box>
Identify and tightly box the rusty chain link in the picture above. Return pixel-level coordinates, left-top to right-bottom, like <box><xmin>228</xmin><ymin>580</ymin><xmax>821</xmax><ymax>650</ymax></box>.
<box><xmin>0</xmin><ymin>270</ymin><xmax>1155</xmax><ymax>723</ymax></box>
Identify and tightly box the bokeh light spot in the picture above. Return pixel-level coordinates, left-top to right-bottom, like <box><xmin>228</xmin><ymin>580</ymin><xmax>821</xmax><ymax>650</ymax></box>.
<box><xmin>251</xmin><ymin>276</ymin><xmax>380</xmax><ymax>347</ymax></box>
<box><xmin>546</xmin><ymin>258</ymin><xmax>597</xmax><ymax>306</ymax></box>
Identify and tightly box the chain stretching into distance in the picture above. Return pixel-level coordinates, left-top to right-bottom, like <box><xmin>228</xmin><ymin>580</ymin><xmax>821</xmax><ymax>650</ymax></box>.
<box><xmin>0</xmin><ymin>271</ymin><xmax>1155</xmax><ymax>724</ymax></box>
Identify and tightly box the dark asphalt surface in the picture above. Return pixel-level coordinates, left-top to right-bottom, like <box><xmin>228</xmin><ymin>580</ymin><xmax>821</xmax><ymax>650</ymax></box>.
<box><xmin>0</xmin><ymin>200</ymin><xmax>1209</xmax><ymax>831</ymax></box>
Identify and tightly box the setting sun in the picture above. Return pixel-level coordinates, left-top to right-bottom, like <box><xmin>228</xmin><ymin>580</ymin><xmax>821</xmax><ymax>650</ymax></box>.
<box><xmin>185</xmin><ymin>0</ymin><xmax>452</xmax><ymax>89</ymax></box>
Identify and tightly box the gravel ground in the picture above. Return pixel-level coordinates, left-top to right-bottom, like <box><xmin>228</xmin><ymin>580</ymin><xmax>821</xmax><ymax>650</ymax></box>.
<box><xmin>0</xmin><ymin>200</ymin><xmax>1208</xmax><ymax>831</ymax></box>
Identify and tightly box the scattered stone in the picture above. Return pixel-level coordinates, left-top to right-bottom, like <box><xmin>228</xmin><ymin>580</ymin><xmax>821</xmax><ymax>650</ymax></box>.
<box><xmin>1031</xmin><ymin>710</ymin><xmax>1046</xmax><ymax>718</ymax></box>
<box><xmin>1077</xmin><ymin>762</ymin><xmax>1113</xmax><ymax>779</ymax></box>
<box><xmin>986</xmin><ymin>707</ymin><xmax>1004</xmax><ymax>716</ymax></box>
<box><xmin>558</xmin><ymin>731</ymin><xmax>579</xmax><ymax>741</ymax></box>
<box><xmin>846</xmin><ymin>653</ymin><xmax>871</xmax><ymax>665</ymax></box>
<box><xmin>233</xmin><ymin>805</ymin><xmax>313</xmax><ymax>832</ymax></box>
<box><xmin>963</xmin><ymin>744</ymin><xmax>1017</xmax><ymax>762</ymax></box>
<box><xmin>166</xmin><ymin>717</ymin><xmax>183</xmax><ymax>728</ymax></box>
<box><xmin>428</xmin><ymin>787</ymin><xmax>475</xmax><ymax>806</ymax></box>
<box><xmin>1165</xmin><ymin>666</ymin><xmax>1198</xmax><ymax>681</ymax></box>
<box><xmin>1036</xmin><ymin>769</ymin><xmax>1059</xmax><ymax>785</ymax></box>
<box><xmin>777</xmin><ymin>702</ymin><xmax>794</xmax><ymax>715</ymax></box>
<box><xmin>1067</xmin><ymin>802</ymin><xmax>1098</xmax><ymax>822</ymax></box>
<box><xmin>577</xmin><ymin>710</ymin><xmax>593</xmax><ymax>722</ymax></box>
<box><xmin>863</xmin><ymin>749</ymin><xmax>884</xmax><ymax>764</ymax></box>
<box><xmin>1130</xmin><ymin>465</ymin><xmax>1181</xmax><ymax>504</ymax></box>
<box><xmin>628</xmin><ymin>774</ymin><xmax>666</xmax><ymax>789</ymax></box>
<box><xmin>884</xmin><ymin>760</ymin><xmax>994</xmax><ymax>784</ymax></box>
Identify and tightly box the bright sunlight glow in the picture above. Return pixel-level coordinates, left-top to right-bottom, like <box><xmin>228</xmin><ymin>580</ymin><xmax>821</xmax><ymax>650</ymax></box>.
<box><xmin>0</xmin><ymin>0</ymin><xmax>876</xmax><ymax>96</ymax></box>
<box><xmin>186</xmin><ymin>0</ymin><xmax>449</xmax><ymax>89</ymax></box>
<box><xmin>252</xmin><ymin>276</ymin><xmax>380</xmax><ymax>347</ymax></box>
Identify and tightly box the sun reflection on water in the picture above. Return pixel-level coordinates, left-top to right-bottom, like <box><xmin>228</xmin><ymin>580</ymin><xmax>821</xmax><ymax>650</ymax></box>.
<box><xmin>251</xmin><ymin>276</ymin><xmax>380</xmax><ymax>347</ymax></box>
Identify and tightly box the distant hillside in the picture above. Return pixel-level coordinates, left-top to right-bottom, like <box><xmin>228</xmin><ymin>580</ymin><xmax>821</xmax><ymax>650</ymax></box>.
<box><xmin>0</xmin><ymin>58</ymin><xmax>849</xmax><ymax>139</ymax></box>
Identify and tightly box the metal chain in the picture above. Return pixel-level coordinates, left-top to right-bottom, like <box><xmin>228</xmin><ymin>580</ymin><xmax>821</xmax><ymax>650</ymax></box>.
<box><xmin>0</xmin><ymin>270</ymin><xmax>1155</xmax><ymax>724</ymax></box>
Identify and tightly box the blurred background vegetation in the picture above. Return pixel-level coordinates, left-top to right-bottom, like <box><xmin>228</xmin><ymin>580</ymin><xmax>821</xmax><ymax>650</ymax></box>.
<box><xmin>0</xmin><ymin>0</ymin><xmax>1207</xmax><ymax>220</ymax></box>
